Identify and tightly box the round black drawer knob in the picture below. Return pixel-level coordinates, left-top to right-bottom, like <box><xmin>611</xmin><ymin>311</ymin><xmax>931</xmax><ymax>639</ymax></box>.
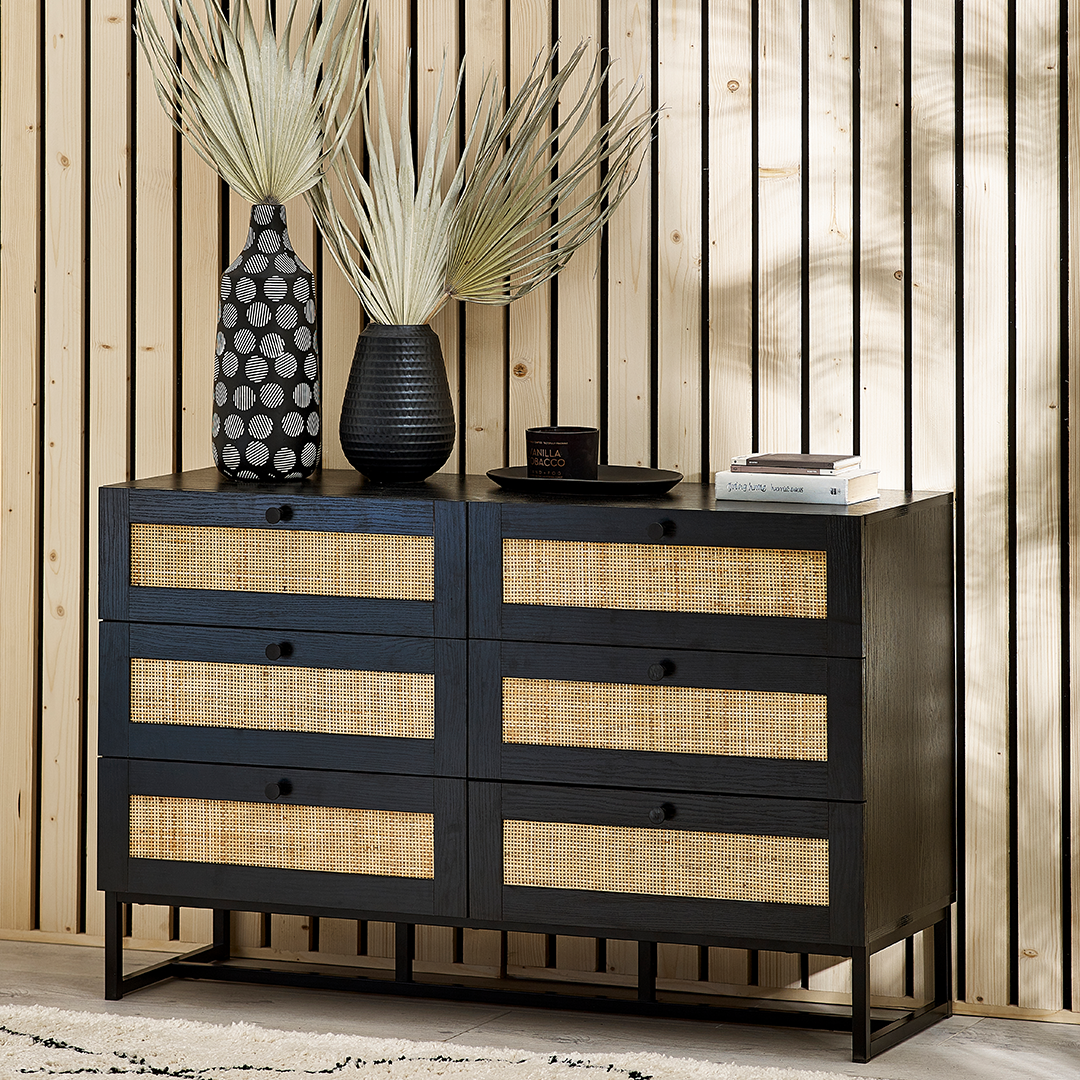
<box><xmin>265</xmin><ymin>505</ymin><xmax>293</xmax><ymax>524</ymax></box>
<box><xmin>648</xmin><ymin>803</ymin><xmax>676</xmax><ymax>825</ymax></box>
<box><xmin>648</xmin><ymin>660</ymin><xmax>675</xmax><ymax>682</ymax></box>
<box><xmin>265</xmin><ymin>641</ymin><xmax>293</xmax><ymax>661</ymax></box>
<box><xmin>265</xmin><ymin>779</ymin><xmax>293</xmax><ymax>800</ymax></box>
<box><xmin>646</xmin><ymin>519</ymin><xmax>675</xmax><ymax>541</ymax></box>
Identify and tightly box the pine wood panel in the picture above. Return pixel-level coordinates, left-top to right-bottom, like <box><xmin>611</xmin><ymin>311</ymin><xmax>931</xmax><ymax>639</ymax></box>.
<box><xmin>507</xmin><ymin>0</ymin><xmax>552</xmax><ymax>463</ymax></box>
<box><xmin>554</xmin><ymin>7</ymin><xmax>602</xmax><ymax>433</ymax></box>
<box><xmin>320</xmin><ymin>0</ymin><xmax>367</xmax><ymax>471</ymax></box>
<box><xmin>40</xmin><ymin>0</ymin><xmax>87</xmax><ymax>936</ymax></box>
<box><xmin>178</xmin><ymin>146</ymin><xmax>220</xmax><ymax>473</ymax></box>
<box><xmin>1070</xmin><ymin>0</ymin><xmax>1080</xmax><ymax>1013</ymax></box>
<box><xmin>859</xmin><ymin>0</ymin><xmax>906</xmax><ymax>491</ymax></box>
<box><xmin>807</xmin><ymin>0</ymin><xmax>853</xmax><ymax>455</ymax></box>
<box><xmin>962</xmin><ymin>0</ymin><xmax>1012</xmax><ymax>1009</ymax></box>
<box><xmin>85</xmin><ymin>0</ymin><xmax>134</xmax><ymax>940</ymax></box>
<box><xmin>910</xmin><ymin>0</ymin><xmax>957</xmax><ymax>492</ymax></box>
<box><xmin>756</xmin><ymin>0</ymin><xmax>803</xmax><ymax>454</ymax></box>
<box><xmin>418</xmin><ymin>0</ymin><xmax>463</xmax><ymax>474</ymax></box>
<box><xmin>607</xmin><ymin>0</ymin><xmax>652</xmax><ymax>469</ymax></box>
<box><xmin>462</xmin><ymin>0</ymin><xmax>507</xmax><ymax>474</ymax></box>
<box><xmin>135</xmin><ymin>0</ymin><xmax>175</xmax><ymax>481</ymax></box>
<box><xmin>656</xmin><ymin>1</ymin><xmax>702</xmax><ymax>479</ymax></box>
<box><xmin>1014</xmin><ymin>0</ymin><xmax>1063</xmax><ymax>1012</ymax></box>
<box><xmin>0</xmin><ymin>0</ymin><xmax>42</xmax><ymax>933</ymax></box>
<box><xmin>708</xmin><ymin>0</ymin><xmax>753</xmax><ymax>476</ymax></box>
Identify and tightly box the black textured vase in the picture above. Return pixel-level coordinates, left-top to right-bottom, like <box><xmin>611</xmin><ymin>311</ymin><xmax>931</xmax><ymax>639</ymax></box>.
<box><xmin>339</xmin><ymin>324</ymin><xmax>455</xmax><ymax>482</ymax></box>
<box><xmin>212</xmin><ymin>203</ymin><xmax>321</xmax><ymax>481</ymax></box>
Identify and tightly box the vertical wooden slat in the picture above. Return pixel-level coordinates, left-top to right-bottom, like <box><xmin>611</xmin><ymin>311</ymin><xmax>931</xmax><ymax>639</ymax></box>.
<box><xmin>130</xmin><ymin>0</ymin><xmax>174</xmax><ymax>942</ymax></box>
<box><xmin>709</xmin><ymin>947</ymin><xmax>750</xmax><ymax>985</ymax></box>
<box><xmin>463</xmin><ymin>0</ymin><xmax>508</xmax><ymax>474</ymax></box>
<box><xmin>554</xmin><ymin>7</ymin><xmax>601</xmax><ymax>434</ymax></box>
<box><xmin>655</xmin><ymin>1</ymin><xmax>702</xmax><ymax>480</ymax></box>
<box><xmin>178</xmin><ymin>148</ymin><xmax>220</xmax><ymax>472</ymax></box>
<box><xmin>415</xmin><ymin>924</ymin><xmax>456</xmax><ymax>963</ymax></box>
<box><xmin>1014</xmin><ymin>0</ymin><xmax>1063</xmax><ymax>1012</ymax></box>
<box><xmin>657</xmin><ymin>943</ymin><xmax>699</xmax><ymax>981</ymax></box>
<box><xmin>417</xmin><ymin>0</ymin><xmax>462</xmax><ymax>474</ymax></box>
<box><xmin>85</xmin><ymin>0</ymin><xmax>132</xmax><ymax>941</ymax></box>
<box><xmin>0</xmin><ymin>0</ymin><xmax>41</xmax><ymax>932</ymax></box>
<box><xmin>608</xmin><ymin>0</ymin><xmax>653</xmax><ymax>470</ymax></box>
<box><xmin>859</xmin><ymin>0</ymin><xmax>906</xmax><ymax>490</ymax></box>
<box><xmin>134</xmin><ymin>0</ymin><xmax>175</xmax><ymax>481</ymax></box>
<box><xmin>708</xmin><ymin>0</ymin><xmax>752</xmax><ymax>477</ymax></box>
<box><xmin>758</xmin><ymin>950</ymin><xmax>800</xmax><ymax>990</ymax></box>
<box><xmin>756</xmin><ymin>0</ymin><xmax>802</xmax><ymax>455</ymax></box>
<box><xmin>807</xmin><ymin>0</ymin><xmax>853</xmax><ymax>454</ymax></box>
<box><xmin>1070</xmin><ymin>0</ymin><xmax>1080</xmax><ymax>1012</ymax></box>
<box><xmin>910</xmin><ymin>0</ymin><xmax>956</xmax><ymax>492</ymax></box>
<box><xmin>507</xmin><ymin>0</ymin><xmax>552</xmax><ymax>464</ymax></box>
<box><xmin>40</xmin><ymin>0</ymin><xmax>87</xmax><ymax>936</ymax></box>
<box><xmin>962</xmin><ymin>0</ymin><xmax>1011</xmax><ymax>1009</ymax></box>
<box><xmin>320</xmin><ymin>0</ymin><xmax>366</xmax><ymax>472</ymax></box>
<box><xmin>555</xmin><ymin>934</ymin><xmax>597</xmax><ymax>976</ymax></box>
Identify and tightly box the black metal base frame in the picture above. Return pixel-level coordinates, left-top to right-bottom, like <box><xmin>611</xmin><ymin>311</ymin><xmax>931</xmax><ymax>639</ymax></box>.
<box><xmin>104</xmin><ymin>895</ymin><xmax>952</xmax><ymax>1064</ymax></box>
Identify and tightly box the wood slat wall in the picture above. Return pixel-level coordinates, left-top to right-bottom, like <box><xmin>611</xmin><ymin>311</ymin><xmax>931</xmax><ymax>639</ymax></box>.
<box><xmin>1</xmin><ymin>0</ymin><xmax>1076</xmax><ymax>1020</ymax></box>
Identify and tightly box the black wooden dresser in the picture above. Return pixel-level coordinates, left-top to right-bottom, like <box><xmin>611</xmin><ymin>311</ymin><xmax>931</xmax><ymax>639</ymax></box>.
<box><xmin>98</xmin><ymin>469</ymin><xmax>955</xmax><ymax>1061</ymax></box>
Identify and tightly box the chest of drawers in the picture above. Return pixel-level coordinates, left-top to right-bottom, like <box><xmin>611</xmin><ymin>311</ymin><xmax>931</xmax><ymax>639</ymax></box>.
<box><xmin>98</xmin><ymin>470</ymin><xmax>954</xmax><ymax>1061</ymax></box>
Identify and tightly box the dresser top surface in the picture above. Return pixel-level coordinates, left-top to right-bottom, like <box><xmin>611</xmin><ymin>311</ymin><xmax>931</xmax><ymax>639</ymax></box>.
<box><xmin>110</xmin><ymin>468</ymin><xmax>951</xmax><ymax>520</ymax></box>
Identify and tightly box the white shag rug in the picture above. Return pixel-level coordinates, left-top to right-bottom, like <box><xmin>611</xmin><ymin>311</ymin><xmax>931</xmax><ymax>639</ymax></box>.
<box><xmin>0</xmin><ymin>1005</ymin><xmax>872</xmax><ymax>1080</ymax></box>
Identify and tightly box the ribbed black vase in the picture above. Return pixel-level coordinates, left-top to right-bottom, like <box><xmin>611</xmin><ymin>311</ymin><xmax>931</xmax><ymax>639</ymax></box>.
<box><xmin>212</xmin><ymin>203</ymin><xmax>321</xmax><ymax>481</ymax></box>
<box><xmin>339</xmin><ymin>324</ymin><xmax>455</xmax><ymax>482</ymax></box>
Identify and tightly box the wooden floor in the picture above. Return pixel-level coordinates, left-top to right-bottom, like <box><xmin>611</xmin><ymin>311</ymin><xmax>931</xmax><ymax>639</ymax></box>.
<box><xmin>1</xmin><ymin>940</ymin><xmax>1077</xmax><ymax>1079</ymax></box>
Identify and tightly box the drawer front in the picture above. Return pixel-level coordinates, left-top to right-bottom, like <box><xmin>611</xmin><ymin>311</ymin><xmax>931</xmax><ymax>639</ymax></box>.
<box><xmin>469</xmin><ymin>503</ymin><xmax>862</xmax><ymax>656</ymax></box>
<box><xmin>469</xmin><ymin>642</ymin><xmax>862</xmax><ymax>799</ymax></box>
<box><xmin>100</xmin><ymin>624</ymin><xmax>466</xmax><ymax>776</ymax></box>
<box><xmin>99</xmin><ymin>760</ymin><xmax>466</xmax><ymax>919</ymax></box>
<box><xmin>470</xmin><ymin>783</ymin><xmax>863</xmax><ymax>946</ymax></box>
<box><xmin>100</xmin><ymin>486</ymin><xmax>466</xmax><ymax>637</ymax></box>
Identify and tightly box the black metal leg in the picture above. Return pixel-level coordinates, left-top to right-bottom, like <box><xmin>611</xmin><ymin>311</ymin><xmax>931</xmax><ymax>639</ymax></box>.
<box><xmin>395</xmin><ymin>922</ymin><xmax>415</xmax><ymax>983</ymax></box>
<box><xmin>851</xmin><ymin>945</ymin><xmax>871</xmax><ymax>1063</ymax></box>
<box><xmin>104</xmin><ymin>893</ymin><xmax>124</xmax><ymax>1001</ymax></box>
<box><xmin>638</xmin><ymin>940</ymin><xmax>657</xmax><ymax>1003</ymax></box>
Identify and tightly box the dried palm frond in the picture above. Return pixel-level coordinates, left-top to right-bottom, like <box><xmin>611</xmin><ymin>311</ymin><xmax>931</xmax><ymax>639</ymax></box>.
<box><xmin>308</xmin><ymin>40</ymin><xmax>657</xmax><ymax>326</ymax></box>
<box><xmin>135</xmin><ymin>0</ymin><xmax>370</xmax><ymax>206</ymax></box>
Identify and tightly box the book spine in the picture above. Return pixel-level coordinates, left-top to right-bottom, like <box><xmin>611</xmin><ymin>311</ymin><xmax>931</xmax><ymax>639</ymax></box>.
<box><xmin>715</xmin><ymin>471</ymin><xmax>870</xmax><ymax>503</ymax></box>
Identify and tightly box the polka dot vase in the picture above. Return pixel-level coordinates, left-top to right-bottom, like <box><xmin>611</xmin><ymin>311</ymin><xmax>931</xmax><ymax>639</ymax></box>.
<box><xmin>212</xmin><ymin>203</ymin><xmax>321</xmax><ymax>481</ymax></box>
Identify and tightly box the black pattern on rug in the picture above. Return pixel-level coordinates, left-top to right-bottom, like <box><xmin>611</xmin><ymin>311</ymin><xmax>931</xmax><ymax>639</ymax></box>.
<box><xmin>0</xmin><ymin>1022</ymin><xmax>656</xmax><ymax>1078</ymax></box>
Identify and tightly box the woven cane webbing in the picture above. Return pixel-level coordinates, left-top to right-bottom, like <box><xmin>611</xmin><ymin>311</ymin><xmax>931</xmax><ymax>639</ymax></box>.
<box><xmin>131</xmin><ymin>658</ymin><xmax>435</xmax><ymax>739</ymax></box>
<box><xmin>503</xmin><ymin>820</ymin><xmax>828</xmax><ymax>905</ymax></box>
<box><xmin>502</xmin><ymin>678</ymin><xmax>827</xmax><ymax>760</ymax></box>
<box><xmin>130</xmin><ymin>523</ymin><xmax>434</xmax><ymax>600</ymax></box>
<box><xmin>502</xmin><ymin>540</ymin><xmax>826</xmax><ymax>618</ymax></box>
<box><xmin>129</xmin><ymin>795</ymin><xmax>434</xmax><ymax>877</ymax></box>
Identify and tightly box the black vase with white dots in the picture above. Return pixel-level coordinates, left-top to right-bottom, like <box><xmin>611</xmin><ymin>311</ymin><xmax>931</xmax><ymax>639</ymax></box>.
<box><xmin>212</xmin><ymin>203</ymin><xmax>321</xmax><ymax>481</ymax></box>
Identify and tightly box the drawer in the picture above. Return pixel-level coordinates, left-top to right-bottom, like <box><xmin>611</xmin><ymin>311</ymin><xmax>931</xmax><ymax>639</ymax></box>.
<box><xmin>100</xmin><ymin>624</ymin><xmax>466</xmax><ymax>776</ymax></box>
<box><xmin>469</xmin><ymin>641</ymin><xmax>863</xmax><ymax>799</ymax></box>
<box><xmin>469</xmin><ymin>502</ymin><xmax>862</xmax><ymax>656</ymax></box>
<box><xmin>470</xmin><ymin>782</ymin><xmax>863</xmax><ymax>946</ymax></box>
<box><xmin>99</xmin><ymin>760</ymin><xmax>466</xmax><ymax>919</ymax></box>
<box><xmin>100</xmin><ymin>484</ymin><xmax>466</xmax><ymax>637</ymax></box>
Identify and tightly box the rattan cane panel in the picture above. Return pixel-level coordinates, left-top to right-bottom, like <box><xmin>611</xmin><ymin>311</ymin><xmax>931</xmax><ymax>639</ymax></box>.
<box><xmin>502</xmin><ymin>540</ymin><xmax>826</xmax><ymax>618</ymax></box>
<box><xmin>129</xmin><ymin>796</ymin><xmax>434</xmax><ymax>877</ymax></box>
<box><xmin>503</xmin><ymin>820</ymin><xmax>828</xmax><ymax>905</ymax></box>
<box><xmin>130</xmin><ymin>524</ymin><xmax>434</xmax><ymax>600</ymax></box>
<box><xmin>502</xmin><ymin>678</ymin><xmax>827</xmax><ymax>760</ymax></box>
<box><xmin>130</xmin><ymin>658</ymin><xmax>435</xmax><ymax>739</ymax></box>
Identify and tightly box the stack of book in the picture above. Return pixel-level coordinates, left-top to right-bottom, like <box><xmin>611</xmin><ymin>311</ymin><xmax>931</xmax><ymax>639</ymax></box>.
<box><xmin>715</xmin><ymin>453</ymin><xmax>879</xmax><ymax>505</ymax></box>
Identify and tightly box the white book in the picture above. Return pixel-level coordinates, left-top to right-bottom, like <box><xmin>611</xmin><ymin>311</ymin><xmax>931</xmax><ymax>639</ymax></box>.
<box><xmin>715</xmin><ymin>468</ymin><xmax>880</xmax><ymax>505</ymax></box>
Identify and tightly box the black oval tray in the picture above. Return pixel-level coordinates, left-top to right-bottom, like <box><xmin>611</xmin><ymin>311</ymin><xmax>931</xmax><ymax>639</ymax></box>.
<box><xmin>486</xmin><ymin>465</ymin><xmax>683</xmax><ymax>496</ymax></box>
